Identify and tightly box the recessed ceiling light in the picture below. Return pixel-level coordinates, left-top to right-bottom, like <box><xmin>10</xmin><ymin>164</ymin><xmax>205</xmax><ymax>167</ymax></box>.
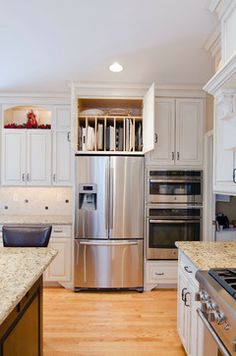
<box><xmin>109</xmin><ymin>62</ymin><xmax>123</xmax><ymax>73</ymax></box>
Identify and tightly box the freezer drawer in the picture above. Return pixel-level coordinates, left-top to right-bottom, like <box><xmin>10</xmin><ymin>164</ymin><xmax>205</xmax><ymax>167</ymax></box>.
<box><xmin>74</xmin><ymin>239</ymin><xmax>143</xmax><ymax>290</ymax></box>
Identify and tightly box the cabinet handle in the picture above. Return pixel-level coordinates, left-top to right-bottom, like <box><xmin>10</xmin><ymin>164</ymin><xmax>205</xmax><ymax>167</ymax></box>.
<box><xmin>67</xmin><ymin>131</ymin><xmax>71</xmax><ymax>142</ymax></box>
<box><xmin>155</xmin><ymin>272</ymin><xmax>164</xmax><ymax>276</ymax></box>
<box><xmin>53</xmin><ymin>229</ymin><xmax>63</xmax><ymax>233</ymax></box>
<box><xmin>172</xmin><ymin>152</ymin><xmax>174</xmax><ymax>160</ymax></box>
<box><xmin>233</xmin><ymin>168</ymin><xmax>236</xmax><ymax>183</ymax></box>
<box><xmin>26</xmin><ymin>173</ymin><xmax>30</xmax><ymax>182</ymax></box>
<box><xmin>184</xmin><ymin>292</ymin><xmax>191</xmax><ymax>307</ymax></box>
<box><xmin>22</xmin><ymin>173</ymin><xmax>25</xmax><ymax>182</ymax></box>
<box><xmin>53</xmin><ymin>174</ymin><xmax>56</xmax><ymax>182</ymax></box>
<box><xmin>177</xmin><ymin>152</ymin><xmax>180</xmax><ymax>160</ymax></box>
<box><xmin>184</xmin><ymin>266</ymin><xmax>193</xmax><ymax>274</ymax></box>
<box><xmin>181</xmin><ymin>287</ymin><xmax>187</xmax><ymax>302</ymax></box>
<box><xmin>154</xmin><ymin>133</ymin><xmax>158</xmax><ymax>143</ymax></box>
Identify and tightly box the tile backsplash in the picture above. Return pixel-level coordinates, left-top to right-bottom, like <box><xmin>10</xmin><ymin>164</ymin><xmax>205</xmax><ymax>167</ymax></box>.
<box><xmin>0</xmin><ymin>187</ymin><xmax>72</xmax><ymax>215</ymax></box>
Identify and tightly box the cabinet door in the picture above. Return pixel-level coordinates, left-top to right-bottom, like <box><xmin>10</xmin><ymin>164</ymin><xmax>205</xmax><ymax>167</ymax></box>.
<box><xmin>177</xmin><ymin>270</ymin><xmax>190</xmax><ymax>354</ymax></box>
<box><xmin>1</xmin><ymin>130</ymin><xmax>26</xmax><ymax>185</ymax></box>
<box><xmin>148</xmin><ymin>99</ymin><xmax>175</xmax><ymax>165</ymax></box>
<box><xmin>214</xmin><ymin>110</ymin><xmax>236</xmax><ymax>193</ymax></box>
<box><xmin>27</xmin><ymin>130</ymin><xmax>51</xmax><ymax>186</ymax></box>
<box><xmin>52</xmin><ymin>106</ymin><xmax>72</xmax><ymax>186</ymax></box>
<box><xmin>175</xmin><ymin>99</ymin><xmax>203</xmax><ymax>166</ymax></box>
<box><xmin>44</xmin><ymin>238</ymin><xmax>71</xmax><ymax>282</ymax></box>
<box><xmin>143</xmin><ymin>83</ymin><xmax>155</xmax><ymax>153</ymax></box>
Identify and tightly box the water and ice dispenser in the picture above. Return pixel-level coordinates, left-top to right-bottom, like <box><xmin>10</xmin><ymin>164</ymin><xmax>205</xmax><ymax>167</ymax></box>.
<box><xmin>79</xmin><ymin>184</ymin><xmax>97</xmax><ymax>211</ymax></box>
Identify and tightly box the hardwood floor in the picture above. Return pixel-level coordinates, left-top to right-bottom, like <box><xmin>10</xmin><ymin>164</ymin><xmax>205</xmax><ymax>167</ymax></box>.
<box><xmin>43</xmin><ymin>288</ymin><xmax>185</xmax><ymax>356</ymax></box>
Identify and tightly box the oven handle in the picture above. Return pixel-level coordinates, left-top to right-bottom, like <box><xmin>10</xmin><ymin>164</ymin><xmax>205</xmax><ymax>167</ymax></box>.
<box><xmin>197</xmin><ymin>308</ymin><xmax>231</xmax><ymax>356</ymax></box>
<box><xmin>149</xmin><ymin>179</ymin><xmax>200</xmax><ymax>183</ymax></box>
<box><xmin>149</xmin><ymin>219</ymin><xmax>199</xmax><ymax>224</ymax></box>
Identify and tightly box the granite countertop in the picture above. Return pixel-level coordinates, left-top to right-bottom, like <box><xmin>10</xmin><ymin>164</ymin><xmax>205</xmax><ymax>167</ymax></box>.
<box><xmin>0</xmin><ymin>247</ymin><xmax>57</xmax><ymax>324</ymax></box>
<box><xmin>0</xmin><ymin>215</ymin><xmax>72</xmax><ymax>225</ymax></box>
<box><xmin>176</xmin><ymin>241</ymin><xmax>236</xmax><ymax>270</ymax></box>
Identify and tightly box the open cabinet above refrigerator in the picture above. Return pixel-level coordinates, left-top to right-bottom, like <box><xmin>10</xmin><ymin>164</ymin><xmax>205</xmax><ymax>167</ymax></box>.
<box><xmin>70</xmin><ymin>82</ymin><xmax>155</xmax><ymax>154</ymax></box>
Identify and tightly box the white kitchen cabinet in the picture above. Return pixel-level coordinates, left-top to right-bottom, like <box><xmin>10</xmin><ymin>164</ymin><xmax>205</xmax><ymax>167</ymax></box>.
<box><xmin>44</xmin><ymin>225</ymin><xmax>72</xmax><ymax>283</ymax></box>
<box><xmin>71</xmin><ymin>82</ymin><xmax>155</xmax><ymax>154</ymax></box>
<box><xmin>52</xmin><ymin>106</ymin><xmax>72</xmax><ymax>186</ymax></box>
<box><xmin>147</xmin><ymin>98</ymin><xmax>204</xmax><ymax>167</ymax></box>
<box><xmin>144</xmin><ymin>260</ymin><xmax>177</xmax><ymax>291</ymax></box>
<box><xmin>1</xmin><ymin>129</ymin><xmax>51</xmax><ymax>186</ymax></box>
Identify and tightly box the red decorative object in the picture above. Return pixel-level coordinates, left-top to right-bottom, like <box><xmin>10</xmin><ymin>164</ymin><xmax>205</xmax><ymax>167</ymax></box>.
<box><xmin>26</xmin><ymin>110</ymin><xmax>38</xmax><ymax>128</ymax></box>
<box><xmin>4</xmin><ymin>109</ymin><xmax>51</xmax><ymax>129</ymax></box>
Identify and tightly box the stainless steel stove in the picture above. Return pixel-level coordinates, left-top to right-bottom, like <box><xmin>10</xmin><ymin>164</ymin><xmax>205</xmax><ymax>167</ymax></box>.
<box><xmin>196</xmin><ymin>269</ymin><xmax>236</xmax><ymax>356</ymax></box>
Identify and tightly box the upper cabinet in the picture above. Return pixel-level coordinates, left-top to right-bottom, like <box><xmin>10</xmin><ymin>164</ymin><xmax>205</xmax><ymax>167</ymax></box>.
<box><xmin>52</xmin><ymin>106</ymin><xmax>72</xmax><ymax>186</ymax></box>
<box><xmin>70</xmin><ymin>82</ymin><xmax>155</xmax><ymax>154</ymax></box>
<box><xmin>146</xmin><ymin>98</ymin><xmax>204</xmax><ymax>167</ymax></box>
<box><xmin>1</xmin><ymin>104</ymin><xmax>72</xmax><ymax>187</ymax></box>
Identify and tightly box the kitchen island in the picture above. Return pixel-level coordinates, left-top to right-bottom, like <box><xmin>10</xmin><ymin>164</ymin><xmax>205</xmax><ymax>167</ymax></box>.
<box><xmin>0</xmin><ymin>247</ymin><xmax>57</xmax><ymax>355</ymax></box>
<box><xmin>176</xmin><ymin>241</ymin><xmax>236</xmax><ymax>356</ymax></box>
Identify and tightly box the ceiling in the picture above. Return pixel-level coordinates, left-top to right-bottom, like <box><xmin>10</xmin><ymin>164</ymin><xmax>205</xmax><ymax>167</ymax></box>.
<box><xmin>0</xmin><ymin>0</ymin><xmax>217</xmax><ymax>93</ymax></box>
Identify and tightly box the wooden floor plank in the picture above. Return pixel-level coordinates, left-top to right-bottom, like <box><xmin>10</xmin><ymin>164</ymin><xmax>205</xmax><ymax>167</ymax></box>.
<box><xmin>43</xmin><ymin>288</ymin><xmax>185</xmax><ymax>356</ymax></box>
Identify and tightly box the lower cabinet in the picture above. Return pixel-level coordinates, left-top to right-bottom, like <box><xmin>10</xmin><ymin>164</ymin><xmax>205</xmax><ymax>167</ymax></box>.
<box><xmin>44</xmin><ymin>225</ymin><xmax>72</xmax><ymax>283</ymax></box>
<box><xmin>0</xmin><ymin>277</ymin><xmax>42</xmax><ymax>356</ymax></box>
<box><xmin>145</xmin><ymin>260</ymin><xmax>177</xmax><ymax>291</ymax></box>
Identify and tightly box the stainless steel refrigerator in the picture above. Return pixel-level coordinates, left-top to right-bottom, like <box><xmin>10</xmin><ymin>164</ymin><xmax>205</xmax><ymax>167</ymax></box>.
<box><xmin>74</xmin><ymin>155</ymin><xmax>144</xmax><ymax>291</ymax></box>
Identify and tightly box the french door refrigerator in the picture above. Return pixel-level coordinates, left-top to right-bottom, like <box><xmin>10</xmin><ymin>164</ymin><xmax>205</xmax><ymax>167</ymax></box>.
<box><xmin>74</xmin><ymin>155</ymin><xmax>144</xmax><ymax>291</ymax></box>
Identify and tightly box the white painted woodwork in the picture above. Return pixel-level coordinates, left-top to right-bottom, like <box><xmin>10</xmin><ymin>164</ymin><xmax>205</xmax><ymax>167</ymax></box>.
<box><xmin>177</xmin><ymin>251</ymin><xmax>218</xmax><ymax>356</ymax></box>
<box><xmin>144</xmin><ymin>260</ymin><xmax>177</xmax><ymax>291</ymax></box>
<box><xmin>146</xmin><ymin>98</ymin><xmax>203</xmax><ymax>167</ymax></box>
<box><xmin>148</xmin><ymin>99</ymin><xmax>175</xmax><ymax>165</ymax></box>
<box><xmin>1</xmin><ymin>129</ymin><xmax>51</xmax><ymax>186</ymax></box>
<box><xmin>51</xmin><ymin>225</ymin><xmax>72</xmax><ymax>237</ymax></box>
<box><xmin>1</xmin><ymin>130</ymin><xmax>26</xmax><ymax>186</ymax></box>
<box><xmin>222</xmin><ymin>1</ymin><xmax>236</xmax><ymax>63</ymax></box>
<box><xmin>52</xmin><ymin>106</ymin><xmax>72</xmax><ymax>186</ymax></box>
<box><xmin>175</xmin><ymin>99</ymin><xmax>203</xmax><ymax>166</ymax></box>
<box><xmin>44</xmin><ymin>238</ymin><xmax>71</xmax><ymax>282</ymax></box>
<box><xmin>143</xmin><ymin>83</ymin><xmax>155</xmax><ymax>153</ymax></box>
<box><xmin>27</xmin><ymin>130</ymin><xmax>51</xmax><ymax>185</ymax></box>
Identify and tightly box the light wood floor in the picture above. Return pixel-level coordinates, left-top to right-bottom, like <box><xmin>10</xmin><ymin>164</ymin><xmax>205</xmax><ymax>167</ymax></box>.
<box><xmin>43</xmin><ymin>287</ymin><xmax>185</xmax><ymax>356</ymax></box>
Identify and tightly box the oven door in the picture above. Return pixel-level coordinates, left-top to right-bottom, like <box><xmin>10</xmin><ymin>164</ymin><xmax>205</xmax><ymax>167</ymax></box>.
<box><xmin>147</xmin><ymin>219</ymin><xmax>201</xmax><ymax>260</ymax></box>
<box><xmin>148</xmin><ymin>179</ymin><xmax>202</xmax><ymax>204</ymax></box>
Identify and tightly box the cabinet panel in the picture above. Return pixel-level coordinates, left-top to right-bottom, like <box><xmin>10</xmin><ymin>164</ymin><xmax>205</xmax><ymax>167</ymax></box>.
<box><xmin>1</xmin><ymin>130</ymin><xmax>26</xmax><ymax>185</ymax></box>
<box><xmin>175</xmin><ymin>99</ymin><xmax>203</xmax><ymax>166</ymax></box>
<box><xmin>27</xmin><ymin>130</ymin><xmax>51</xmax><ymax>185</ymax></box>
<box><xmin>53</xmin><ymin>131</ymin><xmax>71</xmax><ymax>186</ymax></box>
<box><xmin>54</xmin><ymin>106</ymin><xmax>71</xmax><ymax>129</ymax></box>
<box><xmin>148</xmin><ymin>99</ymin><xmax>175</xmax><ymax>165</ymax></box>
<box><xmin>214</xmin><ymin>108</ymin><xmax>236</xmax><ymax>193</ymax></box>
<box><xmin>44</xmin><ymin>238</ymin><xmax>71</xmax><ymax>282</ymax></box>
<box><xmin>143</xmin><ymin>83</ymin><xmax>155</xmax><ymax>153</ymax></box>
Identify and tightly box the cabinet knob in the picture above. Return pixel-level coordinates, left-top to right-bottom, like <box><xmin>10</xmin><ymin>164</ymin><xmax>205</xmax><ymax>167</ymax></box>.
<box><xmin>53</xmin><ymin>174</ymin><xmax>56</xmax><ymax>182</ymax></box>
<box><xmin>22</xmin><ymin>173</ymin><xmax>25</xmax><ymax>182</ymax></box>
<box><xmin>26</xmin><ymin>173</ymin><xmax>30</xmax><ymax>182</ymax></box>
<box><xmin>172</xmin><ymin>152</ymin><xmax>174</xmax><ymax>160</ymax></box>
<box><xmin>184</xmin><ymin>265</ymin><xmax>193</xmax><ymax>274</ymax></box>
<box><xmin>177</xmin><ymin>152</ymin><xmax>180</xmax><ymax>160</ymax></box>
<box><xmin>154</xmin><ymin>133</ymin><xmax>158</xmax><ymax>144</ymax></box>
<box><xmin>67</xmin><ymin>131</ymin><xmax>71</xmax><ymax>142</ymax></box>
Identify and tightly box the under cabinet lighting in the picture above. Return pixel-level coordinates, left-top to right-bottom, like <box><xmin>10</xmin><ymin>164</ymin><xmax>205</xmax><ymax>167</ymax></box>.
<box><xmin>109</xmin><ymin>62</ymin><xmax>123</xmax><ymax>72</ymax></box>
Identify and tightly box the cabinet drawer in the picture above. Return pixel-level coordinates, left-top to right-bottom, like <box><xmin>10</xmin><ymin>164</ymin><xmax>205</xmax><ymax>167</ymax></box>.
<box><xmin>179</xmin><ymin>252</ymin><xmax>197</xmax><ymax>283</ymax></box>
<box><xmin>146</xmin><ymin>262</ymin><xmax>177</xmax><ymax>284</ymax></box>
<box><xmin>51</xmin><ymin>225</ymin><xmax>71</xmax><ymax>237</ymax></box>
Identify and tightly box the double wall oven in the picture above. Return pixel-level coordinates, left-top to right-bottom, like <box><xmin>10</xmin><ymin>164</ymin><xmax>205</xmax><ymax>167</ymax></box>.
<box><xmin>146</xmin><ymin>170</ymin><xmax>203</xmax><ymax>260</ymax></box>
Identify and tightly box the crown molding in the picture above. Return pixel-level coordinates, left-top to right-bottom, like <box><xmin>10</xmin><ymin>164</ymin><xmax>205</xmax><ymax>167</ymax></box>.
<box><xmin>209</xmin><ymin>0</ymin><xmax>235</xmax><ymax>18</ymax></box>
<box><xmin>0</xmin><ymin>91</ymin><xmax>70</xmax><ymax>105</ymax></box>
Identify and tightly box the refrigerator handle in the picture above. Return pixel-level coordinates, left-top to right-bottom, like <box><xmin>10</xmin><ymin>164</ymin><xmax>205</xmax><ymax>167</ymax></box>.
<box><xmin>105</xmin><ymin>164</ymin><xmax>109</xmax><ymax>232</ymax></box>
<box><xmin>110</xmin><ymin>167</ymin><xmax>114</xmax><ymax>231</ymax></box>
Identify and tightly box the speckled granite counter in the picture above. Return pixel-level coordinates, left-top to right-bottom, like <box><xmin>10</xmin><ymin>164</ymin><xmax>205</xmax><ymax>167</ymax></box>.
<box><xmin>0</xmin><ymin>247</ymin><xmax>57</xmax><ymax>324</ymax></box>
<box><xmin>176</xmin><ymin>241</ymin><xmax>236</xmax><ymax>270</ymax></box>
<box><xmin>0</xmin><ymin>215</ymin><xmax>72</xmax><ymax>225</ymax></box>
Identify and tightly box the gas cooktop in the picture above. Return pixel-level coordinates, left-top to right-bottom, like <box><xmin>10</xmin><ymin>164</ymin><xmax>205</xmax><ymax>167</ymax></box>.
<box><xmin>209</xmin><ymin>268</ymin><xmax>236</xmax><ymax>299</ymax></box>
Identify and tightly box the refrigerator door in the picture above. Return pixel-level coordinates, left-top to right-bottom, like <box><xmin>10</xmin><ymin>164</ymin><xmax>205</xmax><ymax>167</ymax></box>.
<box><xmin>109</xmin><ymin>156</ymin><xmax>144</xmax><ymax>239</ymax></box>
<box><xmin>76</xmin><ymin>156</ymin><xmax>109</xmax><ymax>239</ymax></box>
<box><xmin>74</xmin><ymin>239</ymin><xmax>143</xmax><ymax>289</ymax></box>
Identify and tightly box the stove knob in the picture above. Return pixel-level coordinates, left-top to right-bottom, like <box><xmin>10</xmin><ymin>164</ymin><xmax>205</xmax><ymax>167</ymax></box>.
<box><xmin>215</xmin><ymin>311</ymin><xmax>226</xmax><ymax>325</ymax></box>
<box><xmin>195</xmin><ymin>290</ymin><xmax>209</xmax><ymax>302</ymax></box>
<box><xmin>207</xmin><ymin>311</ymin><xmax>216</xmax><ymax>322</ymax></box>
